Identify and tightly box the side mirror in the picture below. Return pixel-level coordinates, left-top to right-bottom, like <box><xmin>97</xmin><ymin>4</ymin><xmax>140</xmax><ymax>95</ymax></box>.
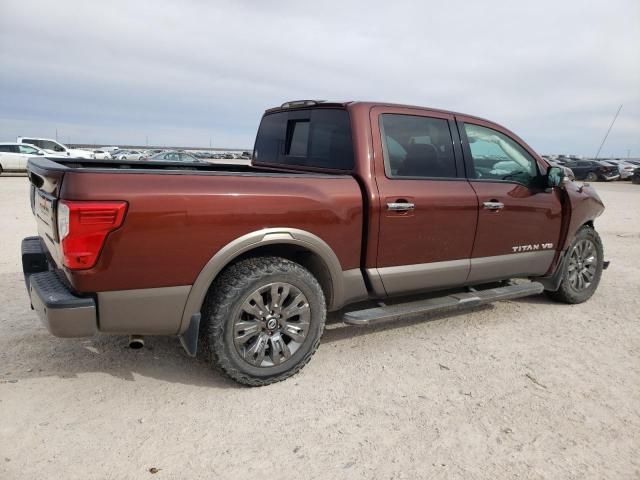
<box><xmin>547</xmin><ymin>166</ymin><xmax>566</xmax><ymax>188</ymax></box>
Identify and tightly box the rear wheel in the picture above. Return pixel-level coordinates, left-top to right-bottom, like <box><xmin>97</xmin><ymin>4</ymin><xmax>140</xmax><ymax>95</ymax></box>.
<box><xmin>202</xmin><ymin>256</ymin><xmax>326</xmax><ymax>386</ymax></box>
<box><xmin>546</xmin><ymin>226</ymin><xmax>603</xmax><ymax>304</ymax></box>
<box><xmin>585</xmin><ymin>172</ymin><xmax>598</xmax><ymax>182</ymax></box>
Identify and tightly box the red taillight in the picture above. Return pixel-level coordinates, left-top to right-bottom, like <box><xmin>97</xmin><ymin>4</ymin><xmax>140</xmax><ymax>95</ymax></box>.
<box><xmin>57</xmin><ymin>200</ymin><xmax>128</xmax><ymax>270</ymax></box>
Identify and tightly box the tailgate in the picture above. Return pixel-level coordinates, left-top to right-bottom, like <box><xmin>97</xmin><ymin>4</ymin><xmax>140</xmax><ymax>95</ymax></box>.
<box><xmin>28</xmin><ymin>158</ymin><xmax>67</xmax><ymax>268</ymax></box>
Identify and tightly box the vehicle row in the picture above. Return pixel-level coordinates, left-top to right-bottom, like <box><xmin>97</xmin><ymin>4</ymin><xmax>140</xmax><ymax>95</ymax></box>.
<box><xmin>548</xmin><ymin>157</ymin><xmax>640</xmax><ymax>182</ymax></box>
<box><xmin>0</xmin><ymin>138</ymin><xmax>252</xmax><ymax>173</ymax></box>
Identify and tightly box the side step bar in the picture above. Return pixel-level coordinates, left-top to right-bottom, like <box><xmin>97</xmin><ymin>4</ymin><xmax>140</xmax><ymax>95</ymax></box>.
<box><xmin>343</xmin><ymin>282</ymin><xmax>544</xmax><ymax>326</ymax></box>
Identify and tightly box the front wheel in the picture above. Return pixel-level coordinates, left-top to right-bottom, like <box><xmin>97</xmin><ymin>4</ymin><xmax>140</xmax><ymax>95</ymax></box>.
<box><xmin>585</xmin><ymin>172</ymin><xmax>598</xmax><ymax>182</ymax></box>
<box><xmin>202</xmin><ymin>256</ymin><xmax>326</xmax><ymax>386</ymax></box>
<box><xmin>546</xmin><ymin>226</ymin><xmax>604</xmax><ymax>304</ymax></box>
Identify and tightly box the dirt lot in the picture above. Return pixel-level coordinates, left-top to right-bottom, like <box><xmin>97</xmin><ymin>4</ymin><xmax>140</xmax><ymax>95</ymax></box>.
<box><xmin>0</xmin><ymin>176</ymin><xmax>638</xmax><ymax>480</ymax></box>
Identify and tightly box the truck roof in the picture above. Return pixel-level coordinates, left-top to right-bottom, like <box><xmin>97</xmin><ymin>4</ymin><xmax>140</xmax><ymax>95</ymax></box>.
<box><xmin>266</xmin><ymin>99</ymin><xmax>495</xmax><ymax>125</ymax></box>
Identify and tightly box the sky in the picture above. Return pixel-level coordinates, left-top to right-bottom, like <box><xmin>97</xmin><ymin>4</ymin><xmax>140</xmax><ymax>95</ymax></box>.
<box><xmin>0</xmin><ymin>0</ymin><xmax>638</xmax><ymax>156</ymax></box>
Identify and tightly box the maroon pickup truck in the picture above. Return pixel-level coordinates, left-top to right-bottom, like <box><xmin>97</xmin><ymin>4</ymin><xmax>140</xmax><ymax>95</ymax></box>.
<box><xmin>22</xmin><ymin>100</ymin><xmax>607</xmax><ymax>386</ymax></box>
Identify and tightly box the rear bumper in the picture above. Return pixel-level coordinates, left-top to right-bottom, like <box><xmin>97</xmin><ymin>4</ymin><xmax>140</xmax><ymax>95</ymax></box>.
<box><xmin>22</xmin><ymin>236</ymin><xmax>97</xmax><ymax>337</ymax></box>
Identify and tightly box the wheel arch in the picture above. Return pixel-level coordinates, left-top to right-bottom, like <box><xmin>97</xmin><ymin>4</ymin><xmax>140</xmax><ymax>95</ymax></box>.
<box><xmin>178</xmin><ymin>228</ymin><xmax>347</xmax><ymax>334</ymax></box>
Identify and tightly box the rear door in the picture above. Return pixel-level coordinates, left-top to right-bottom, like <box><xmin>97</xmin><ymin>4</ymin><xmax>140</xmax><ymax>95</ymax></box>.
<box><xmin>458</xmin><ymin>117</ymin><xmax>562</xmax><ymax>283</ymax></box>
<box><xmin>370</xmin><ymin>106</ymin><xmax>478</xmax><ymax>296</ymax></box>
<box><xmin>0</xmin><ymin>145</ymin><xmax>17</xmax><ymax>169</ymax></box>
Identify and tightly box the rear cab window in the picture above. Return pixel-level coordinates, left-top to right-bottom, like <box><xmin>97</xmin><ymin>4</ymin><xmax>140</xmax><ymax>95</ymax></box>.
<box><xmin>253</xmin><ymin>108</ymin><xmax>354</xmax><ymax>171</ymax></box>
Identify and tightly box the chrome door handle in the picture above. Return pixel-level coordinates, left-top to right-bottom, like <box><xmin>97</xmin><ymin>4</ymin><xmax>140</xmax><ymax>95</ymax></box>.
<box><xmin>483</xmin><ymin>201</ymin><xmax>504</xmax><ymax>210</ymax></box>
<box><xmin>387</xmin><ymin>202</ymin><xmax>415</xmax><ymax>212</ymax></box>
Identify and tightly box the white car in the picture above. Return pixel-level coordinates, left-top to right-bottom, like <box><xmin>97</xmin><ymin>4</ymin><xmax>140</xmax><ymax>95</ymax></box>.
<box><xmin>17</xmin><ymin>137</ymin><xmax>95</xmax><ymax>159</ymax></box>
<box><xmin>93</xmin><ymin>149</ymin><xmax>112</xmax><ymax>160</ymax></box>
<box><xmin>115</xmin><ymin>150</ymin><xmax>146</xmax><ymax>160</ymax></box>
<box><xmin>0</xmin><ymin>142</ymin><xmax>49</xmax><ymax>173</ymax></box>
<box><xmin>603</xmin><ymin>159</ymin><xmax>637</xmax><ymax>180</ymax></box>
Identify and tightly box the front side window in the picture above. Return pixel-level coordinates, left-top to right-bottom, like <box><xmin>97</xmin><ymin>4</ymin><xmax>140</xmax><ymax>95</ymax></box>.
<box><xmin>38</xmin><ymin>140</ymin><xmax>65</xmax><ymax>152</ymax></box>
<box><xmin>464</xmin><ymin>124</ymin><xmax>538</xmax><ymax>184</ymax></box>
<box><xmin>380</xmin><ymin>114</ymin><xmax>456</xmax><ymax>178</ymax></box>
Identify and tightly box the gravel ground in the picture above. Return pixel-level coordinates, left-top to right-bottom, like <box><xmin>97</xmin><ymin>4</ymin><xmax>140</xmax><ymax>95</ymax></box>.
<box><xmin>0</xmin><ymin>176</ymin><xmax>638</xmax><ymax>480</ymax></box>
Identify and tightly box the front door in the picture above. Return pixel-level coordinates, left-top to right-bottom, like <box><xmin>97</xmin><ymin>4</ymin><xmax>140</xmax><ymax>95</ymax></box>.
<box><xmin>370</xmin><ymin>106</ymin><xmax>478</xmax><ymax>296</ymax></box>
<box><xmin>458</xmin><ymin>118</ymin><xmax>563</xmax><ymax>283</ymax></box>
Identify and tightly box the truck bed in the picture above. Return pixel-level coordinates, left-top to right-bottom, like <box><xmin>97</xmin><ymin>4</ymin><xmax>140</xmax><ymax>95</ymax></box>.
<box><xmin>27</xmin><ymin>156</ymin><xmax>364</xmax><ymax>295</ymax></box>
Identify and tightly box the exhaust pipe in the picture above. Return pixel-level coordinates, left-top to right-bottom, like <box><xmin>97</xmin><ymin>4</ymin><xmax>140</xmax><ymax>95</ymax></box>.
<box><xmin>128</xmin><ymin>335</ymin><xmax>145</xmax><ymax>349</ymax></box>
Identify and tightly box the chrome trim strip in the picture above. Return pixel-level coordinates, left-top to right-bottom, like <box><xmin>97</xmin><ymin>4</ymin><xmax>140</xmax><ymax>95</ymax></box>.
<box><xmin>467</xmin><ymin>250</ymin><xmax>555</xmax><ymax>283</ymax></box>
<box><xmin>376</xmin><ymin>259</ymin><xmax>471</xmax><ymax>296</ymax></box>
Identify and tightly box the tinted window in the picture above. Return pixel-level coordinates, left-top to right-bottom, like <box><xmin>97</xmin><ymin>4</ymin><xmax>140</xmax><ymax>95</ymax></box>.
<box><xmin>380</xmin><ymin>114</ymin><xmax>456</xmax><ymax>178</ymax></box>
<box><xmin>286</xmin><ymin>120</ymin><xmax>309</xmax><ymax>156</ymax></box>
<box><xmin>464</xmin><ymin>124</ymin><xmax>538</xmax><ymax>185</ymax></box>
<box><xmin>0</xmin><ymin>145</ymin><xmax>17</xmax><ymax>153</ymax></box>
<box><xmin>22</xmin><ymin>139</ymin><xmax>42</xmax><ymax>148</ymax></box>
<box><xmin>34</xmin><ymin>140</ymin><xmax>65</xmax><ymax>151</ymax></box>
<box><xmin>254</xmin><ymin>109</ymin><xmax>354</xmax><ymax>170</ymax></box>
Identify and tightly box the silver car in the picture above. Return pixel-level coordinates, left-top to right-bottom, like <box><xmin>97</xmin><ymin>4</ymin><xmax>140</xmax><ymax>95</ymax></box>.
<box><xmin>115</xmin><ymin>150</ymin><xmax>145</xmax><ymax>161</ymax></box>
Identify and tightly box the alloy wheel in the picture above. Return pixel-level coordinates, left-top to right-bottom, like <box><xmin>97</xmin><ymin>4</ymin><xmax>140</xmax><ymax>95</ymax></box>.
<box><xmin>567</xmin><ymin>239</ymin><xmax>597</xmax><ymax>291</ymax></box>
<box><xmin>233</xmin><ymin>282</ymin><xmax>310</xmax><ymax>367</ymax></box>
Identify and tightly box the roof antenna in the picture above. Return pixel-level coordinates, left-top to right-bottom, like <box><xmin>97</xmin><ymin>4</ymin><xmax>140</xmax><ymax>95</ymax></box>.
<box><xmin>594</xmin><ymin>104</ymin><xmax>622</xmax><ymax>159</ymax></box>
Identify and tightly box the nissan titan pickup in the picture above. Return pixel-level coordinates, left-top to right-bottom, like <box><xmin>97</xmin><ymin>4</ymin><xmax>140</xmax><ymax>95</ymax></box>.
<box><xmin>22</xmin><ymin>100</ymin><xmax>607</xmax><ymax>386</ymax></box>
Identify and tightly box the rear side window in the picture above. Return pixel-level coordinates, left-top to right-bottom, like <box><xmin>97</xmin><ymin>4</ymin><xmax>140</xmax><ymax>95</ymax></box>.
<box><xmin>380</xmin><ymin>114</ymin><xmax>457</xmax><ymax>178</ymax></box>
<box><xmin>254</xmin><ymin>109</ymin><xmax>354</xmax><ymax>170</ymax></box>
<box><xmin>0</xmin><ymin>145</ymin><xmax>18</xmax><ymax>153</ymax></box>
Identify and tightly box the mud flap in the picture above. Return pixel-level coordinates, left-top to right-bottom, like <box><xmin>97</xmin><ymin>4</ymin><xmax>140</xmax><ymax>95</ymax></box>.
<box><xmin>178</xmin><ymin>313</ymin><xmax>201</xmax><ymax>357</ymax></box>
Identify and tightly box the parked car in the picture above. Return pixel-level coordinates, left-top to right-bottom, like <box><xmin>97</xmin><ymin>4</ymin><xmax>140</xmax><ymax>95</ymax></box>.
<box><xmin>0</xmin><ymin>142</ymin><xmax>47</xmax><ymax>173</ymax></box>
<box><xmin>92</xmin><ymin>149</ymin><xmax>112</xmax><ymax>160</ymax></box>
<box><xmin>563</xmin><ymin>160</ymin><xmax>619</xmax><ymax>182</ymax></box>
<box><xmin>115</xmin><ymin>150</ymin><xmax>146</xmax><ymax>161</ymax></box>
<box><xmin>22</xmin><ymin>100</ymin><xmax>608</xmax><ymax>386</ymax></box>
<box><xmin>603</xmin><ymin>159</ymin><xmax>638</xmax><ymax>180</ymax></box>
<box><xmin>149</xmin><ymin>151</ymin><xmax>205</xmax><ymax>163</ymax></box>
<box><xmin>632</xmin><ymin>168</ymin><xmax>640</xmax><ymax>185</ymax></box>
<box><xmin>17</xmin><ymin>137</ymin><xmax>95</xmax><ymax>159</ymax></box>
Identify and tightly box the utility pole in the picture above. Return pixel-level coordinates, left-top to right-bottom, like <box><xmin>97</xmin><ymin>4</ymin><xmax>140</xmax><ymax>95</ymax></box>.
<box><xmin>55</xmin><ymin>128</ymin><xmax>58</xmax><ymax>141</ymax></box>
<box><xmin>594</xmin><ymin>104</ymin><xmax>622</xmax><ymax>159</ymax></box>
<box><xmin>209</xmin><ymin>136</ymin><xmax>212</xmax><ymax>149</ymax></box>
<box><xmin>146</xmin><ymin>135</ymin><xmax>149</xmax><ymax>147</ymax></box>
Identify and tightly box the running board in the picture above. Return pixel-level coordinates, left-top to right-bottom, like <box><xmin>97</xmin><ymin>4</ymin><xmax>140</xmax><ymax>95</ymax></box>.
<box><xmin>343</xmin><ymin>282</ymin><xmax>544</xmax><ymax>326</ymax></box>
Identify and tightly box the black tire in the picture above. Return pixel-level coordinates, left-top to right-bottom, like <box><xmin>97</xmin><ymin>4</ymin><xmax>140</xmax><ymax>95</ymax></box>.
<box><xmin>202</xmin><ymin>256</ymin><xmax>326</xmax><ymax>386</ymax></box>
<box><xmin>546</xmin><ymin>226</ymin><xmax>604</xmax><ymax>304</ymax></box>
<box><xmin>585</xmin><ymin>172</ymin><xmax>598</xmax><ymax>182</ymax></box>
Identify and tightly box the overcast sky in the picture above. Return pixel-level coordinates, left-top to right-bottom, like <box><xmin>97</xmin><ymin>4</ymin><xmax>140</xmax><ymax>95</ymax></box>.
<box><xmin>1</xmin><ymin>0</ymin><xmax>638</xmax><ymax>155</ymax></box>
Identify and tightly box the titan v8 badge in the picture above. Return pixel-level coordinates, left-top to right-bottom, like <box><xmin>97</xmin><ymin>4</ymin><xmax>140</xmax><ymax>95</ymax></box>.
<box><xmin>512</xmin><ymin>243</ymin><xmax>554</xmax><ymax>253</ymax></box>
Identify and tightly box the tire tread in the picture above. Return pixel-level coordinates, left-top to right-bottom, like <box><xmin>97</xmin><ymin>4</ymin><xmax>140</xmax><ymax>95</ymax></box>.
<box><xmin>201</xmin><ymin>256</ymin><xmax>326</xmax><ymax>386</ymax></box>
